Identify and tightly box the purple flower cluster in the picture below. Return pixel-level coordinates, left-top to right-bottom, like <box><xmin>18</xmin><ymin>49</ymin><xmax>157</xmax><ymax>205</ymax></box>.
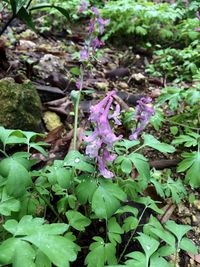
<box><xmin>129</xmin><ymin>97</ymin><xmax>154</xmax><ymax>140</ymax></box>
<box><xmin>84</xmin><ymin>91</ymin><xmax>122</xmax><ymax>178</ymax></box>
<box><xmin>78</xmin><ymin>1</ymin><xmax>110</xmax><ymax>62</ymax></box>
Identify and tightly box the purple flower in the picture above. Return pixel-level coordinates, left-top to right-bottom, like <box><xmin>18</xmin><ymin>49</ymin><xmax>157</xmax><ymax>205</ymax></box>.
<box><xmin>91</xmin><ymin>7</ymin><xmax>100</xmax><ymax>16</ymax></box>
<box><xmin>97</xmin><ymin>17</ymin><xmax>110</xmax><ymax>34</ymax></box>
<box><xmin>196</xmin><ymin>11</ymin><xmax>200</xmax><ymax>21</ymax></box>
<box><xmin>88</xmin><ymin>18</ymin><xmax>95</xmax><ymax>34</ymax></box>
<box><xmin>78</xmin><ymin>1</ymin><xmax>89</xmax><ymax>13</ymax></box>
<box><xmin>97</xmin><ymin>155</ymin><xmax>114</xmax><ymax>179</ymax></box>
<box><xmin>84</xmin><ymin>91</ymin><xmax>122</xmax><ymax>178</ymax></box>
<box><xmin>195</xmin><ymin>28</ymin><xmax>200</xmax><ymax>32</ymax></box>
<box><xmin>80</xmin><ymin>49</ymin><xmax>89</xmax><ymax>61</ymax></box>
<box><xmin>76</xmin><ymin>78</ymin><xmax>81</xmax><ymax>90</ymax></box>
<box><xmin>86</xmin><ymin>137</ymin><xmax>102</xmax><ymax>158</ymax></box>
<box><xmin>108</xmin><ymin>104</ymin><xmax>121</xmax><ymax>125</ymax></box>
<box><xmin>90</xmin><ymin>37</ymin><xmax>104</xmax><ymax>51</ymax></box>
<box><xmin>129</xmin><ymin>97</ymin><xmax>154</xmax><ymax>140</ymax></box>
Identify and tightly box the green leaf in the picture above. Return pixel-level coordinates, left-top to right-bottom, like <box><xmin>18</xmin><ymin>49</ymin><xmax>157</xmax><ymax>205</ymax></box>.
<box><xmin>64</xmin><ymin>150</ymin><xmax>95</xmax><ymax>173</ymax></box>
<box><xmin>66</xmin><ymin>210</ymin><xmax>91</xmax><ymax>231</ymax></box>
<box><xmin>17</xmin><ymin>7</ymin><xmax>35</xmax><ymax>31</ymax></box>
<box><xmin>24</xmin><ymin>234</ymin><xmax>77</xmax><ymax>267</ymax></box>
<box><xmin>70</xmin><ymin>67</ymin><xmax>81</xmax><ymax>76</ymax></box>
<box><xmin>122</xmin><ymin>216</ymin><xmax>138</xmax><ymax>233</ymax></box>
<box><xmin>177</xmin><ymin>151</ymin><xmax>200</xmax><ymax>188</ymax></box>
<box><xmin>0</xmin><ymin>238</ymin><xmax>18</xmax><ymax>265</ymax></box>
<box><xmin>179</xmin><ymin>238</ymin><xmax>198</xmax><ymax>255</ymax></box>
<box><xmin>136</xmin><ymin>233</ymin><xmax>159</xmax><ymax>259</ymax></box>
<box><xmin>143</xmin><ymin>134</ymin><xmax>175</xmax><ymax>153</ymax></box>
<box><xmin>170</xmin><ymin>126</ymin><xmax>178</xmax><ymax>136</ymax></box>
<box><xmin>149</xmin><ymin>228</ymin><xmax>175</xmax><ymax>248</ymax></box>
<box><xmin>108</xmin><ymin>217</ymin><xmax>124</xmax><ymax>244</ymax></box>
<box><xmin>76</xmin><ymin>175</ymin><xmax>97</xmax><ymax>204</ymax></box>
<box><xmin>164</xmin><ymin>177</ymin><xmax>186</xmax><ymax>204</ymax></box>
<box><xmin>134</xmin><ymin>196</ymin><xmax>163</xmax><ymax>214</ymax></box>
<box><xmin>35</xmin><ymin>250</ymin><xmax>51</xmax><ymax>267</ymax></box>
<box><xmin>0</xmin><ymin>197</ymin><xmax>20</xmax><ymax>216</ymax></box>
<box><xmin>15</xmin><ymin>0</ymin><xmax>28</xmax><ymax>14</ymax></box>
<box><xmin>128</xmin><ymin>152</ymin><xmax>150</xmax><ymax>179</ymax></box>
<box><xmin>0</xmin><ymin>158</ymin><xmax>32</xmax><ymax>198</ymax></box>
<box><xmin>165</xmin><ymin>220</ymin><xmax>192</xmax><ymax>245</ymax></box>
<box><xmin>85</xmin><ymin>237</ymin><xmax>117</xmax><ymax>267</ymax></box>
<box><xmin>115</xmin><ymin>205</ymin><xmax>138</xmax><ymax>217</ymax></box>
<box><xmin>92</xmin><ymin>179</ymin><xmax>127</xmax><ymax>219</ymax></box>
<box><xmin>29</xmin><ymin>143</ymin><xmax>48</xmax><ymax>156</ymax></box>
<box><xmin>157</xmin><ymin>244</ymin><xmax>175</xmax><ymax>257</ymax></box>
<box><xmin>13</xmin><ymin>240</ymin><xmax>35</xmax><ymax>267</ymax></box>
<box><xmin>2</xmin><ymin>216</ymin><xmax>77</xmax><ymax>266</ymax></box>
<box><xmin>47</xmin><ymin>167</ymin><xmax>72</xmax><ymax>189</ymax></box>
<box><xmin>53</xmin><ymin>5</ymin><xmax>70</xmax><ymax>19</ymax></box>
<box><xmin>172</xmin><ymin>134</ymin><xmax>199</xmax><ymax>147</ymax></box>
<box><xmin>150</xmin><ymin>254</ymin><xmax>171</xmax><ymax>267</ymax></box>
<box><xmin>150</xmin><ymin>179</ymin><xmax>165</xmax><ymax>199</ymax></box>
<box><xmin>121</xmin><ymin>158</ymin><xmax>132</xmax><ymax>174</ymax></box>
<box><xmin>125</xmin><ymin>251</ymin><xmax>146</xmax><ymax>267</ymax></box>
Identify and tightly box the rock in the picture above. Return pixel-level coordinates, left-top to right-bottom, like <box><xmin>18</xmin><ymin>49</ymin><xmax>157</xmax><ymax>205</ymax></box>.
<box><xmin>0</xmin><ymin>78</ymin><xmax>42</xmax><ymax>131</ymax></box>
<box><xmin>37</xmin><ymin>54</ymin><xmax>65</xmax><ymax>79</ymax></box>
<box><xmin>118</xmin><ymin>81</ymin><xmax>128</xmax><ymax>89</ymax></box>
<box><xmin>43</xmin><ymin>111</ymin><xmax>62</xmax><ymax>131</ymax></box>
<box><xmin>18</xmin><ymin>40</ymin><xmax>36</xmax><ymax>50</ymax></box>
<box><xmin>19</xmin><ymin>29</ymin><xmax>37</xmax><ymax>40</ymax></box>
<box><xmin>193</xmin><ymin>200</ymin><xmax>200</xmax><ymax>210</ymax></box>
<box><xmin>130</xmin><ymin>73</ymin><xmax>146</xmax><ymax>83</ymax></box>
<box><xmin>105</xmin><ymin>67</ymin><xmax>130</xmax><ymax>80</ymax></box>
<box><xmin>150</xmin><ymin>88</ymin><xmax>161</xmax><ymax>98</ymax></box>
<box><xmin>191</xmin><ymin>214</ymin><xmax>198</xmax><ymax>226</ymax></box>
<box><xmin>95</xmin><ymin>81</ymin><xmax>109</xmax><ymax>91</ymax></box>
<box><xmin>47</xmin><ymin>72</ymin><xmax>69</xmax><ymax>91</ymax></box>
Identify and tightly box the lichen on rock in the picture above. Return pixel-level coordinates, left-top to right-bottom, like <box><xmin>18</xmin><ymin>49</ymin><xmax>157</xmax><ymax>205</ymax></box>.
<box><xmin>0</xmin><ymin>78</ymin><xmax>42</xmax><ymax>131</ymax></box>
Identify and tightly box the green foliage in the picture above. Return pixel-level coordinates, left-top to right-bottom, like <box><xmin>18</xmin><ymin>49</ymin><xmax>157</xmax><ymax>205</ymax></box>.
<box><xmin>101</xmin><ymin>0</ymin><xmax>184</xmax><ymax>43</ymax></box>
<box><xmin>150</xmin><ymin>170</ymin><xmax>187</xmax><ymax>204</ymax></box>
<box><xmin>147</xmin><ymin>43</ymin><xmax>200</xmax><ymax>82</ymax></box>
<box><xmin>0</xmin><ymin>124</ymin><xmax>193</xmax><ymax>266</ymax></box>
<box><xmin>0</xmin><ymin>0</ymin><xmax>70</xmax><ymax>35</ymax></box>
<box><xmin>0</xmin><ymin>215</ymin><xmax>78</xmax><ymax>267</ymax></box>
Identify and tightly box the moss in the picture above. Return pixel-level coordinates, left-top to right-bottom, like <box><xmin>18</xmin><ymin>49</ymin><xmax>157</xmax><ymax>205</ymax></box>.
<box><xmin>0</xmin><ymin>78</ymin><xmax>42</xmax><ymax>131</ymax></box>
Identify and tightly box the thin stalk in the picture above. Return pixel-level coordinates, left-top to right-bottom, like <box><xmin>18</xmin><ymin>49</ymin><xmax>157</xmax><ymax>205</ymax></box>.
<box><xmin>26</xmin><ymin>0</ymin><xmax>33</xmax><ymax>9</ymax></box>
<box><xmin>118</xmin><ymin>207</ymin><xmax>147</xmax><ymax>263</ymax></box>
<box><xmin>0</xmin><ymin>15</ymin><xmax>15</xmax><ymax>36</ymax></box>
<box><xmin>133</xmin><ymin>144</ymin><xmax>145</xmax><ymax>153</ymax></box>
<box><xmin>0</xmin><ymin>149</ymin><xmax>9</xmax><ymax>158</ymax></box>
<box><xmin>168</xmin><ymin>120</ymin><xmax>200</xmax><ymax>131</ymax></box>
<box><xmin>0</xmin><ymin>0</ymin><xmax>33</xmax><ymax>36</ymax></box>
<box><xmin>174</xmin><ymin>242</ymin><xmax>179</xmax><ymax>267</ymax></box>
<box><xmin>35</xmin><ymin>188</ymin><xmax>64</xmax><ymax>222</ymax></box>
<box><xmin>73</xmin><ymin>66</ymin><xmax>84</xmax><ymax>150</ymax></box>
<box><xmin>146</xmin><ymin>256</ymin><xmax>149</xmax><ymax>267</ymax></box>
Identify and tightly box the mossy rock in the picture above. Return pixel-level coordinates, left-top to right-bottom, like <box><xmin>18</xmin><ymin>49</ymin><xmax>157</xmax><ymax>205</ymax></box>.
<box><xmin>0</xmin><ymin>78</ymin><xmax>42</xmax><ymax>131</ymax></box>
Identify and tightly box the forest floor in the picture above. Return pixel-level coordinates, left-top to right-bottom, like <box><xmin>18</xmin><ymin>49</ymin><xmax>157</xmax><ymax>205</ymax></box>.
<box><xmin>0</xmin><ymin>15</ymin><xmax>200</xmax><ymax>266</ymax></box>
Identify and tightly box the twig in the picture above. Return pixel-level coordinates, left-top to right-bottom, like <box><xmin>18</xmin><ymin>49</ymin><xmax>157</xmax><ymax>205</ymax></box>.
<box><xmin>113</xmin><ymin>94</ymin><xmax>130</xmax><ymax>112</ymax></box>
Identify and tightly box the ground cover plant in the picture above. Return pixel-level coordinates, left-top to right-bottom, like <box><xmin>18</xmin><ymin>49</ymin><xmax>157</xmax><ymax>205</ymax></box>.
<box><xmin>0</xmin><ymin>0</ymin><xmax>200</xmax><ymax>266</ymax></box>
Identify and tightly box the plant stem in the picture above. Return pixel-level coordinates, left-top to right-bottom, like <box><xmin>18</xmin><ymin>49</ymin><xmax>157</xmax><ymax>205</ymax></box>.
<box><xmin>133</xmin><ymin>144</ymin><xmax>145</xmax><ymax>153</ymax></box>
<box><xmin>118</xmin><ymin>207</ymin><xmax>147</xmax><ymax>263</ymax></box>
<box><xmin>26</xmin><ymin>0</ymin><xmax>33</xmax><ymax>9</ymax></box>
<box><xmin>168</xmin><ymin>120</ymin><xmax>200</xmax><ymax>131</ymax></box>
<box><xmin>35</xmin><ymin>188</ymin><xmax>64</xmax><ymax>222</ymax></box>
<box><xmin>0</xmin><ymin>149</ymin><xmax>8</xmax><ymax>158</ymax></box>
<box><xmin>73</xmin><ymin>66</ymin><xmax>84</xmax><ymax>150</ymax></box>
<box><xmin>0</xmin><ymin>15</ymin><xmax>15</xmax><ymax>36</ymax></box>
